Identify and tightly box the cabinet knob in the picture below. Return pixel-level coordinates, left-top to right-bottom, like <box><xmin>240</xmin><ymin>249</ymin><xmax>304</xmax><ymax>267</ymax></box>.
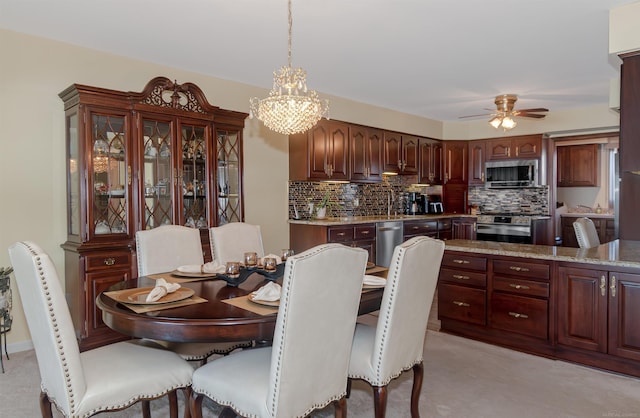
<box><xmin>104</xmin><ymin>257</ymin><xmax>116</xmax><ymax>266</ymax></box>
<box><xmin>600</xmin><ymin>275</ymin><xmax>607</xmax><ymax>296</ymax></box>
<box><xmin>509</xmin><ymin>283</ymin><xmax>530</xmax><ymax>290</ymax></box>
<box><xmin>453</xmin><ymin>274</ymin><xmax>470</xmax><ymax>280</ymax></box>
<box><xmin>508</xmin><ymin>311</ymin><xmax>529</xmax><ymax>319</ymax></box>
<box><xmin>453</xmin><ymin>259</ymin><xmax>470</xmax><ymax>264</ymax></box>
<box><xmin>453</xmin><ymin>301</ymin><xmax>470</xmax><ymax>307</ymax></box>
<box><xmin>509</xmin><ymin>266</ymin><xmax>529</xmax><ymax>272</ymax></box>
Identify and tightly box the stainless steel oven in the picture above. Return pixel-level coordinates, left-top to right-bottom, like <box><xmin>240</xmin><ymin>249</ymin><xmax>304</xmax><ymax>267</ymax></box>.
<box><xmin>476</xmin><ymin>215</ymin><xmax>533</xmax><ymax>244</ymax></box>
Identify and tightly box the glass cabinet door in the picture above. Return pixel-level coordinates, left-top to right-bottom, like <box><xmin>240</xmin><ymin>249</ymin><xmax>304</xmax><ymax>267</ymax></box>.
<box><xmin>180</xmin><ymin>123</ymin><xmax>209</xmax><ymax>228</ymax></box>
<box><xmin>217</xmin><ymin>129</ymin><xmax>241</xmax><ymax>224</ymax></box>
<box><xmin>91</xmin><ymin>113</ymin><xmax>128</xmax><ymax>236</ymax></box>
<box><xmin>141</xmin><ymin>118</ymin><xmax>173</xmax><ymax>229</ymax></box>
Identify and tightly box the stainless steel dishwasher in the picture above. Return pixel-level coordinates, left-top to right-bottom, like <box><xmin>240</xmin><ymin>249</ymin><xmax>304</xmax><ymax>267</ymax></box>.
<box><xmin>376</xmin><ymin>221</ymin><xmax>404</xmax><ymax>267</ymax></box>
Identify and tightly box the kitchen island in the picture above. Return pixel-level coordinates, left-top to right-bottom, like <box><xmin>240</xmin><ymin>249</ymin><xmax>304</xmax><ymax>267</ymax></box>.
<box><xmin>289</xmin><ymin>214</ymin><xmax>478</xmax><ymax>264</ymax></box>
<box><xmin>439</xmin><ymin>239</ymin><xmax>640</xmax><ymax>378</ymax></box>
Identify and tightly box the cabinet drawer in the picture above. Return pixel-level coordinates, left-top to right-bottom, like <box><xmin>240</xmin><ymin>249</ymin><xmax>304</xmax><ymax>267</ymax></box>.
<box><xmin>490</xmin><ymin>293</ymin><xmax>548</xmax><ymax>339</ymax></box>
<box><xmin>440</xmin><ymin>267</ymin><xmax>486</xmax><ymax>287</ymax></box>
<box><xmin>493</xmin><ymin>276</ymin><xmax>549</xmax><ymax>298</ymax></box>
<box><xmin>403</xmin><ymin>221</ymin><xmax>438</xmax><ymax>236</ymax></box>
<box><xmin>438</xmin><ymin>219</ymin><xmax>452</xmax><ymax>230</ymax></box>
<box><xmin>328</xmin><ymin>227</ymin><xmax>355</xmax><ymax>242</ymax></box>
<box><xmin>442</xmin><ymin>253</ymin><xmax>487</xmax><ymax>271</ymax></box>
<box><xmin>354</xmin><ymin>224</ymin><xmax>375</xmax><ymax>241</ymax></box>
<box><xmin>85</xmin><ymin>252</ymin><xmax>131</xmax><ymax>271</ymax></box>
<box><xmin>438</xmin><ymin>283</ymin><xmax>486</xmax><ymax>325</ymax></box>
<box><xmin>493</xmin><ymin>259</ymin><xmax>549</xmax><ymax>280</ymax></box>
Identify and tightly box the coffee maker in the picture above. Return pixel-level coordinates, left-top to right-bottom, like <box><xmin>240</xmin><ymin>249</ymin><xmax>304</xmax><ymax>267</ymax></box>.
<box><xmin>404</xmin><ymin>192</ymin><xmax>425</xmax><ymax>215</ymax></box>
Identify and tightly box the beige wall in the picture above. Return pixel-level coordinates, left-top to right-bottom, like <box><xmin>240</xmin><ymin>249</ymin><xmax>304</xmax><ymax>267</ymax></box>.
<box><xmin>0</xmin><ymin>28</ymin><xmax>621</xmax><ymax>350</ymax></box>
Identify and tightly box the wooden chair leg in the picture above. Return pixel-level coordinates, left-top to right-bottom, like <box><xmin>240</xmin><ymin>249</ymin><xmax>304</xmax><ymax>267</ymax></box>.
<box><xmin>142</xmin><ymin>400</ymin><xmax>151</xmax><ymax>418</ymax></box>
<box><xmin>168</xmin><ymin>390</ymin><xmax>178</xmax><ymax>418</ymax></box>
<box><xmin>334</xmin><ymin>396</ymin><xmax>347</xmax><ymax>418</ymax></box>
<box><xmin>190</xmin><ymin>392</ymin><xmax>204</xmax><ymax>418</ymax></box>
<box><xmin>373</xmin><ymin>385</ymin><xmax>388</xmax><ymax>418</ymax></box>
<box><xmin>346</xmin><ymin>378</ymin><xmax>352</xmax><ymax>398</ymax></box>
<box><xmin>182</xmin><ymin>387</ymin><xmax>192</xmax><ymax>418</ymax></box>
<box><xmin>39</xmin><ymin>391</ymin><xmax>53</xmax><ymax>418</ymax></box>
<box><xmin>411</xmin><ymin>362</ymin><xmax>424</xmax><ymax>418</ymax></box>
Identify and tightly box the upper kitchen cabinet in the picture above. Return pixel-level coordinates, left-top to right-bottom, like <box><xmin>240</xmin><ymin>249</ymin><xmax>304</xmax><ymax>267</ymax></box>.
<box><xmin>289</xmin><ymin>119</ymin><xmax>349</xmax><ymax>181</ymax></box>
<box><xmin>382</xmin><ymin>131</ymin><xmax>419</xmax><ymax>175</ymax></box>
<box><xmin>443</xmin><ymin>141</ymin><xmax>468</xmax><ymax>184</ymax></box>
<box><xmin>468</xmin><ymin>140</ymin><xmax>486</xmax><ymax>185</ymax></box>
<box><xmin>59</xmin><ymin>77</ymin><xmax>247</xmax><ymax>350</ymax></box>
<box><xmin>557</xmin><ymin>144</ymin><xmax>599</xmax><ymax>187</ymax></box>
<box><xmin>487</xmin><ymin>135</ymin><xmax>542</xmax><ymax>160</ymax></box>
<box><xmin>419</xmin><ymin>138</ymin><xmax>444</xmax><ymax>185</ymax></box>
<box><xmin>350</xmin><ymin>125</ymin><xmax>383</xmax><ymax>183</ymax></box>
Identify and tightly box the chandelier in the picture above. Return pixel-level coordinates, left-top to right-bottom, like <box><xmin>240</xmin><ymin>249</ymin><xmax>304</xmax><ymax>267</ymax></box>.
<box><xmin>249</xmin><ymin>0</ymin><xmax>329</xmax><ymax>135</ymax></box>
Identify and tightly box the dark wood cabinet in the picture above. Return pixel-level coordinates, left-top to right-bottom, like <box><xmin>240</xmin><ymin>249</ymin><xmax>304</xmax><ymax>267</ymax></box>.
<box><xmin>418</xmin><ymin>139</ymin><xmax>443</xmax><ymax>184</ymax></box>
<box><xmin>403</xmin><ymin>220</ymin><xmax>438</xmax><ymax>240</ymax></box>
<box><xmin>468</xmin><ymin>140</ymin><xmax>485</xmax><ymax>185</ymax></box>
<box><xmin>289</xmin><ymin>223</ymin><xmax>376</xmax><ymax>263</ymax></box>
<box><xmin>452</xmin><ymin>217</ymin><xmax>477</xmax><ymax>239</ymax></box>
<box><xmin>443</xmin><ymin>141</ymin><xmax>468</xmax><ymax>184</ymax></box>
<box><xmin>487</xmin><ymin>135</ymin><xmax>542</xmax><ymax>160</ymax></box>
<box><xmin>60</xmin><ymin>77</ymin><xmax>247</xmax><ymax>350</ymax></box>
<box><xmin>350</xmin><ymin>125</ymin><xmax>383</xmax><ymax>183</ymax></box>
<box><xmin>490</xmin><ymin>259</ymin><xmax>550</xmax><ymax>340</ymax></box>
<box><xmin>557</xmin><ymin>267</ymin><xmax>640</xmax><ymax>362</ymax></box>
<box><xmin>560</xmin><ymin>216</ymin><xmax>617</xmax><ymax>247</ymax></box>
<box><xmin>382</xmin><ymin>131</ymin><xmax>419</xmax><ymax>174</ymax></box>
<box><xmin>438</xmin><ymin>252</ymin><xmax>488</xmax><ymax>326</ymax></box>
<box><xmin>290</xmin><ymin>119</ymin><xmax>349</xmax><ymax>181</ymax></box>
<box><xmin>557</xmin><ymin>144</ymin><xmax>600</xmax><ymax>187</ymax></box>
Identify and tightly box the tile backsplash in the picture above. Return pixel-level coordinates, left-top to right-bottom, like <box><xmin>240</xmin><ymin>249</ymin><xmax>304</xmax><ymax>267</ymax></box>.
<box><xmin>467</xmin><ymin>185</ymin><xmax>549</xmax><ymax>215</ymax></box>
<box><xmin>288</xmin><ymin>175</ymin><xmax>442</xmax><ymax>219</ymax></box>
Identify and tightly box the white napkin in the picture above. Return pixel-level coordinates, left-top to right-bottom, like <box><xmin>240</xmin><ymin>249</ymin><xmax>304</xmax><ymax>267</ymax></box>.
<box><xmin>363</xmin><ymin>275</ymin><xmax>387</xmax><ymax>287</ymax></box>
<box><xmin>251</xmin><ymin>282</ymin><xmax>281</xmax><ymax>302</ymax></box>
<box><xmin>259</xmin><ymin>254</ymin><xmax>283</xmax><ymax>265</ymax></box>
<box><xmin>146</xmin><ymin>278</ymin><xmax>181</xmax><ymax>302</ymax></box>
<box><xmin>177</xmin><ymin>261</ymin><xmax>225</xmax><ymax>274</ymax></box>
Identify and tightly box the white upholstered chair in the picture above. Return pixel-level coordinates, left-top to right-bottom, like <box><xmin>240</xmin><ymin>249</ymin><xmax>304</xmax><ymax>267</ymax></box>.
<box><xmin>136</xmin><ymin>225</ymin><xmax>252</xmax><ymax>363</ymax></box>
<box><xmin>8</xmin><ymin>241</ymin><xmax>194</xmax><ymax>418</ymax></box>
<box><xmin>573</xmin><ymin>217</ymin><xmax>601</xmax><ymax>248</ymax></box>
<box><xmin>190</xmin><ymin>244</ymin><xmax>369</xmax><ymax>418</ymax></box>
<box><xmin>347</xmin><ymin>236</ymin><xmax>445</xmax><ymax>418</ymax></box>
<box><xmin>208</xmin><ymin>222</ymin><xmax>265</xmax><ymax>264</ymax></box>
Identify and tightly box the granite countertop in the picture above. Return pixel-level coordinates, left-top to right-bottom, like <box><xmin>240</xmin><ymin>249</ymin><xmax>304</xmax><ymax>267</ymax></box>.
<box><xmin>444</xmin><ymin>239</ymin><xmax>640</xmax><ymax>269</ymax></box>
<box><xmin>288</xmin><ymin>214</ymin><xmax>477</xmax><ymax>226</ymax></box>
<box><xmin>560</xmin><ymin>212</ymin><xmax>614</xmax><ymax>219</ymax></box>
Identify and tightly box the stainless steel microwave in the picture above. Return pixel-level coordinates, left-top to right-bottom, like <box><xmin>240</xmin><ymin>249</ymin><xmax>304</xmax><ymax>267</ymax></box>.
<box><xmin>485</xmin><ymin>159</ymin><xmax>538</xmax><ymax>188</ymax></box>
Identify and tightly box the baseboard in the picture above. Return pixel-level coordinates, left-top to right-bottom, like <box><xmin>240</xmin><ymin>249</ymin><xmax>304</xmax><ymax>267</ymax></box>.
<box><xmin>5</xmin><ymin>339</ymin><xmax>34</xmax><ymax>354</ymax></box>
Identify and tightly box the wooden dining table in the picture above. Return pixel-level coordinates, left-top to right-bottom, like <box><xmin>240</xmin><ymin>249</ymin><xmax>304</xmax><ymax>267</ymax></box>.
<box><xmin>97</xmin><ymin>270</ymin><xmax>386</xmax><ymax>344</ymax></box>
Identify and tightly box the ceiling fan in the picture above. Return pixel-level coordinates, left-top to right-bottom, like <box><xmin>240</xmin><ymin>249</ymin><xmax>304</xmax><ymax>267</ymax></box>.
<box><xmin>460</xmin><ymin>94</ymin><xmax>549</xmax><ymax>131</ymax></box>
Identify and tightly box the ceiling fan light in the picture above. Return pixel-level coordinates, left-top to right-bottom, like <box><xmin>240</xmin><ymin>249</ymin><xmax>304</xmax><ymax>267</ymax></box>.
<box><xmin>489</xmin><ymin>116</ymin><xmax>502</xmax><ymax>129</ymax></box>
<box><xmin>501</xmin><ymin>116</ymin><xmax>517</xmax><ymax>130</ymax></box>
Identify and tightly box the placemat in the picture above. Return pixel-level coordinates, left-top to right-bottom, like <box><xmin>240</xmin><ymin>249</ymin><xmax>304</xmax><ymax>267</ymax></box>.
<box><xmin>146</xmin><ymin>272</ymin><xmax>214</xmax><ymax>283</ymax></box>
<box><xmin>105</xmin><ymin>289</ymin><xmax>208</xmax><ymax>313</ymax></box>
<box><xmin>222</xmin><ymin>295</ymin><xmax>278</xmax><ymax>316</ymax></box>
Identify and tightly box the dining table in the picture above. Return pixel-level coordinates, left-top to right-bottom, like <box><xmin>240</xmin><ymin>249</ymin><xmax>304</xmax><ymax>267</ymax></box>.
<box><xmin>96</xmin><ymin>268</ymin><xmax>387</xmax><ymax>344</ymax></box>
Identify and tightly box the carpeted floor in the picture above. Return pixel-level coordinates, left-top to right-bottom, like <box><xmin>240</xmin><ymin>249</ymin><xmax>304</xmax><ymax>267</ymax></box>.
<box><xmin>2</xmin><ymin>329</ymin><xmax>640</xmax><ymax>417</ymax></box>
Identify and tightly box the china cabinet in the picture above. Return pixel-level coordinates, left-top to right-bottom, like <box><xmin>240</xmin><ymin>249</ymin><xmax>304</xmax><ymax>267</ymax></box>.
<box><xmin>59</xmin><ymin>77</ymin><xmax>247</xmax><ymax>350</ymax></box>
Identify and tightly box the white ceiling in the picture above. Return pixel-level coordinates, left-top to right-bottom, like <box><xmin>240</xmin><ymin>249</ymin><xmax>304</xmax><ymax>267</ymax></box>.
<box><xmin>0</xmin><ymin>0</ymin><xmax>633</xmax><ymax>122</ymax></box>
